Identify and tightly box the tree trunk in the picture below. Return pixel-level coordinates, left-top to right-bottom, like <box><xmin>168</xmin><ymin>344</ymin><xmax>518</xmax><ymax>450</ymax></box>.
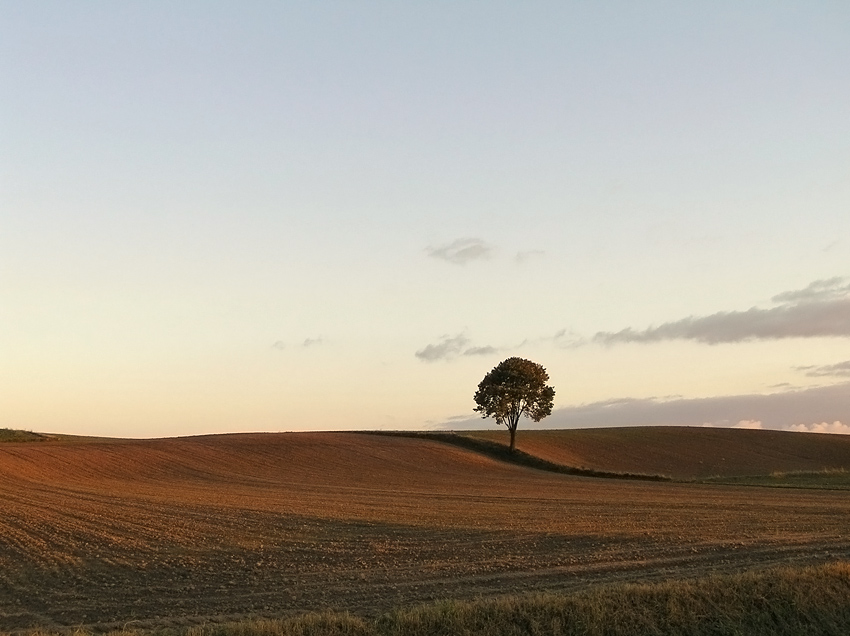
<box><xmin>509</xmin><ymin>425</ymin><xmax>517</xmax><ymax>452</ymax></box>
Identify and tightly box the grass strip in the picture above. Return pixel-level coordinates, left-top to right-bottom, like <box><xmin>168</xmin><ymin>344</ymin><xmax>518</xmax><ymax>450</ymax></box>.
<box><xmin>12</xmin><ymin>562</ymin><xmax>850</xmax><ymax>636</ymax></box>
<box><xmin>704</xmin><ymin>468</ymin><xmax>850</xmax><ymax>490</ymax></box>
<box><xmin>0</xmin><ymin>429</ymin><xmax>52</xmax><ymax>443</ymax></box>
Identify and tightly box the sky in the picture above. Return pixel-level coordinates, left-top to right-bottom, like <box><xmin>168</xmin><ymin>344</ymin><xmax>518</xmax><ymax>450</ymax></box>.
<box><xmin>2</xmin><ymin>1</ymin><xmax>849</xmax><ymax>438</ymax></box>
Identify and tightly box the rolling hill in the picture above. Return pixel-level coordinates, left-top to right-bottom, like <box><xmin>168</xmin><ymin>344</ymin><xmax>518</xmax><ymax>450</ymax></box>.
<box><xmin>460</xmin><ymin>426</ymin><xmax>850</xmax><ymax>479</ymax></box>
<box><xmin>1</xmin><ymin>428</ymin><xmax>849</xmax><ymax>631</ymax></box>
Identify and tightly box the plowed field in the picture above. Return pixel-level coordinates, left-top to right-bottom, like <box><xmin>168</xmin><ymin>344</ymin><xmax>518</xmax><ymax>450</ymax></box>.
<box><xmin>1</xmin><ymin>431</ymin><xmax>849</xmax><ymax>632</ymax></box>
<box><xmin>464</xmin><ymin>426</ymin><xmax>850</xmax><ymax>479</ymax></box>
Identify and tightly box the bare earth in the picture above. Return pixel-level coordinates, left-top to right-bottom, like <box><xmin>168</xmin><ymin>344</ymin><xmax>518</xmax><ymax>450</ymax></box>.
<box><xmin>1</xmin><ymin>431</ymin><xmax>849</xmax><ymax>632</ymax></box>
<box><xmin>464</xmin><ymin>426</ymin><xmax>850</xmax><ymax>479</ymax></box>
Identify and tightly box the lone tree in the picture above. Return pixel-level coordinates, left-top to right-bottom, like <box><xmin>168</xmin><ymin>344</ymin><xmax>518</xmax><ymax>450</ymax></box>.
<box><xmin>473</xmin><ymin>357</ymin><xmax>555</xmax><ymax>452</ymax></box>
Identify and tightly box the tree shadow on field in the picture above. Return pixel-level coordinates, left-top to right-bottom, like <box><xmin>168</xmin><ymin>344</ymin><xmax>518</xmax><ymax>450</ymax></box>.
<box><xmin>365</xmin><ymin>431</ymin><xmax>671</xmax><ymax>481</ymax></box>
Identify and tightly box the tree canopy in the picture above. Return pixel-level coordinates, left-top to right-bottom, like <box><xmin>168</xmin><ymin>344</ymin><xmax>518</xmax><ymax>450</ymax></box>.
<box><xmin>473</xmin><ymin>357</ymin><xmax>555</xmax><ymax>452</ymax></box>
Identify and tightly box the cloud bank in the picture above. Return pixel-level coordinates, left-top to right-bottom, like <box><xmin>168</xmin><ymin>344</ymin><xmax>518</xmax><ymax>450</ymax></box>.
<box><xmin>442</xmin><ymin>382</ymin><xmax>850</xmax><ymax>434</ymax></box>
<box><xmin>789</xmin><ymin>421</ymin><xmax>850</xmax><ymax>434</ymax></box>
<box><xmin>426</xmin><ymin>238</ymin><xmax>492</xmax><ymax>265</ymax></box>
<box><xmin>594</xmin><ymin>277</ymin><xmax>850</xmax><ymax>345</ymax></box>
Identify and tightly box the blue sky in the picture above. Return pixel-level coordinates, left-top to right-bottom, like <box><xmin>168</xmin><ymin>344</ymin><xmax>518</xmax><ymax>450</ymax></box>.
<box><xmin>2</xmin><ymin>2</ymin><xmax>849</xmax><ymax>437</ymax></box>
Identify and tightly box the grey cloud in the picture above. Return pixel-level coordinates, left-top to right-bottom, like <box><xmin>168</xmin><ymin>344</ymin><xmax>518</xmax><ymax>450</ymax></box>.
<box><xmin>594</xmin><ymin>278</ymin><xmax>850</xmax><ymax>345</ymax></box>
<box><xmin>440</xmin><ymin>382</ymin><xmax>850</xmax><ymax>433</ymax></box>
<box><xmin>271</xmin><ymin>341</ymin><xmax>286</xmax><ymax>351</ymax></box>
<box><xmin>797</xmin><ymin>360</ymin><xmax>850</xmax><ymax>378</ymax></box>
<box><xmin>415</xmin><ymin>334</ymin><xmax>470</xmax><ymax>362</ymax></box>
<box><xmin>463</xmin><ymin>345</ymin><xmax>498</xmax><ymax>356</ymax></box>
<box><xmin>426</xmin><ymin>238</ymin><xmax>492</xmax><ymax>265</ymax></box>
<box><xmin>416</xmin><ymin>335</ymin><xmax>501</xmax><ymax>361</ymax></box>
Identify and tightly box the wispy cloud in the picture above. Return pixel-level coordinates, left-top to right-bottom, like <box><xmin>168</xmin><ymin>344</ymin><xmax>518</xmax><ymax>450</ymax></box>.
<box><xmin>550</xmin><ymin>328</ymin><xmax>587</xmax><ymax>348</ymax></box>
<box><xmin>594</xmin><ymin>277</ymin><xmax>850</xmax><ymax>345</ymax></box>
<box><xmin>415</xmin><ymin>334</ymin><xmax>500</xmax><ymax>362</ymax></box>
<box><xmin>416</xmin><ymin>327</ymin><xmax>589</xmax><ymax>362</ymax></box>
<box><xmin>439</xmin><ymin>382</ymin><xmax>850</xmax><ymax>433</ymax></box>
<box><xmin>796</xmin><ymin>360</ymin><xmax>850</xmax><ymax>378</ymax></box>
<box><xmin>771</xmin><ymin>277</ymin><xmax>850</xmax><ymax>304</ymax></box>
<box><xmin>463</xmin><ymin>345</ymin><xmax>498</xmax><ymax>356</ymax></box>
<box><xmin>515</xmin><ymin>249</ymin><xmax>545</xmax><ymax>264</ymax></box>
<box><xmin>426</xmin><ymin>238</ymin><xmax>493</xmax><ymax>265</ymax></box>
<box><xmin>415</xmin><ymin>334</ymin><xmax>470</xmax><ymax>361</ymax></box>
<box><xmin>271</xmin><ymin>337</ymin><xmax>324</xmax><ymax>351</ymax></box>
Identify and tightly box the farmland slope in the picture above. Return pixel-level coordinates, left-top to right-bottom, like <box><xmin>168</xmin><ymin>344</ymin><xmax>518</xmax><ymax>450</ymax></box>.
<box><xmin>1</xmin><ymin>431</ymin><xmax>849</xmax><ymax>632</ymax></box>
<box><xmin>461</xmin><ymin>426</ymin><xmax>850</xmax><ymax>479</ymax></box>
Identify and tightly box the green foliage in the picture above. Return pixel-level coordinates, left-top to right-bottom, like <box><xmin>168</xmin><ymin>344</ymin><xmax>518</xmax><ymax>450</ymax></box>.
<box><xmin>0</xmin><ymin>429</ymin><xmax>50</xmax><ymax>443</ymax></box>
<box><xmin>473</xmin><ymin>358</ymin><xmax>555</xmax><ymax>450</ymax></box>
<box><xmin>705</xmin><ymin>468</ymin><xmax>850</xmax><ymax>489</ymax></box>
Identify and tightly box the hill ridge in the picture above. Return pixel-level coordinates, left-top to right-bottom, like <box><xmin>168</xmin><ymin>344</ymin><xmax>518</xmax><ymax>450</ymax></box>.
<box><xmin>5</xmin><ymin>426</ymin><xmax>850</xmax><ymax>482</ymax></box>
<box><xmin>363</xmin><ymin>430</ymin><xmax>672</xmax><ymax>481</ymax></box>
<box><xmin>455</xmin><ymin>426</ymin><xmax>850</xmax><ymax>480</ymax></box>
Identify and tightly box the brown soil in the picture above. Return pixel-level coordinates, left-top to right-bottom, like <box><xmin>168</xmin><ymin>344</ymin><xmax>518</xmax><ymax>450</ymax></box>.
<box><xmin>0</xmin><ymin>431</ymin><xmax>848</xmax><ymax>632</ymax></box>
<box><xmin>463</xmin><ymin>426</ymin><xmax>850</xmax><ymax>479</ymax></box>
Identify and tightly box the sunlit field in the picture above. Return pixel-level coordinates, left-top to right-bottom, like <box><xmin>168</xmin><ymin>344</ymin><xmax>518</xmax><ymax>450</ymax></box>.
<box><xmin>1</xmin><ymin>429</ymin><xmax>849</xmax><ymax>633</ymax></box>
